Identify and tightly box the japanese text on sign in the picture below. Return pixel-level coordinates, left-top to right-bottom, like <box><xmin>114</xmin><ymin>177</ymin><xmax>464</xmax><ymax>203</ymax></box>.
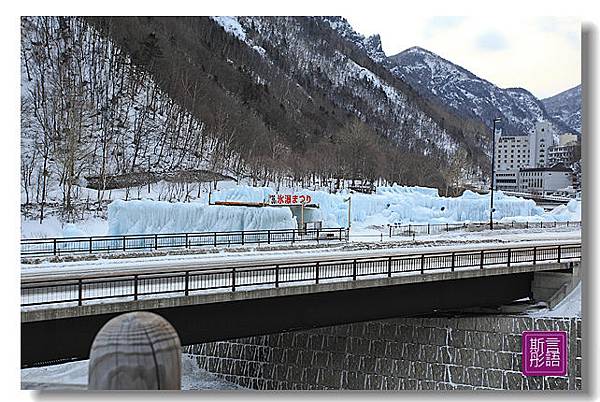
<box><xmin>268</xmin><ymin>194</ymin><xmax>312</xmax><ymax>205</ymax></box>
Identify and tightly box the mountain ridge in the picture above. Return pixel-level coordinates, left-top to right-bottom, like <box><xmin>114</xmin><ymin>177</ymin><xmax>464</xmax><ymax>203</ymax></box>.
<box><xmin>542</xmin><ymin>84</ymin><xmax>581</xmax><ymax>134</ymax></box>
<box><xmin>388</xmin><ymin>45</ymin><xmax>575</xmax><ymax>136</ymax></box>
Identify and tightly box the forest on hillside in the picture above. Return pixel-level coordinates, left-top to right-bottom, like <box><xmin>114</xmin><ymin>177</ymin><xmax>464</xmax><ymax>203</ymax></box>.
<box><xmin>21</xmin><ymin>16</ymin><xmax>491</xmax><ymax>222</ymax></box>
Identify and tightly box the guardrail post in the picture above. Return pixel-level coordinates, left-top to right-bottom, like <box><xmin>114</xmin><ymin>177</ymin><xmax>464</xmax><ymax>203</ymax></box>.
<box><xmin>53</xmin><ymin>238</ymin><xmax>57</xmax><ymax>256</ymax></box>
<box><xmin>123</xmin><ymin>236</ymin><xmax>126</xmax><ymax>252</ymax></box>
<box><xmin>446</xmin><ymin>223</ymin><xmax>449</xmax><ymax>232</ymax></box>
<box><xmin>134</xmin><ymin>275</ymin><xmax>138</xmax><ymax>301</ymax></box>
<box><xmin>480</xmin><ymin>250</ymin><xmax>484</xmax><ymax>269</ymax></box>
<box><xmin>388</xmin><ymin>257</ymin><xmax>392</xmax><ymax>277</ymax></box>
<box><xmin>353</xmin><ymin>259</ymin><xmax>357</xmax><ymax>280</ymax></box>
<box><xmin>185</xmin><ymin>233</ymin><xmax>189</xmax><ymax>249</ymax></box>
<box><xmin>268</xmin><ymin>230</ymin><xmax>271</xmax><ymax>244</ymax></box>
<box><xmin>275</xmin><ymin>265</ymin><xmax>279</xmax><ymax>287</ymax></box>
<box><xmin>451</xmin><ymin>252</ymin><xmax>455</xmax><ymax>272</ymax></box>
<box><xmin>184</xmin><ymin>271</ymin><xmax>189</xmax><ymax>296</ymax></box>
<box><xmin>507</xmin><ymin>248</ymin><xmax>511</xmax><ymax>267</ymax></box>
<box><xmin>292</xmin><ymin>229</ymin><xmax>296</xmax><ymax>244</ymax></box>
<box><xmin>78</xmin><ymin>279</ymin><xmax>83</xmax><ymax>306</ymax></box>
<box><xmin>427</xmin><ymin>224</ymin><xmax>430</xmax><ymax>235</ymax></box>
<box><xmin>241</xmin><ymin>231</ymin><xmax>245</xmax><ymax>246</ymax></box>
<box><xmin>316</xmin><ymin>229</ymin><xmax>320</xmax><ymax>243</ymax></box>
<box><xmin>533</xmin><ymin>247</ymin><xmax>537</xmax><ymax>265</ymax></box>
<box><xmin>420</xmin><ymin>254</ymin><xmax>425</xmax><ymax>274</ymax></box>
<box><xmin>566</xmin><ymin>221</ymin><xmax>569</xmax><ymax>227</ymax></box>
<box><xmin>315</xmin><ymin>262</ymin><xmax>320</xmax><ymax>284</ymax></box>
<box><xmin>389</xmin><ymin>225</ymin><xmax>392</xmax><ymax>238</ymax></box>
<box><xmin>232</xmin><ymin>268</ymin><xmax>236</xmax><ymax>292</ymax></box>
<box><xmin>557</xmin><ymin>245</ymin><xmax>561</xmax><ymax>263</ymax></box>
<box><xmin>339</xmin><ymin>228</ymin><xmax>343</xmax><ymax>241</ymax></box>
<box><xmin>154</xmin><ymin>234</ymin><xmax>158</xmax><ymax>250</ymax></box>
<box><xmin>526</xmin><ymin>221</ymin><xmax>529</xmax><ymax>229</ymax></box>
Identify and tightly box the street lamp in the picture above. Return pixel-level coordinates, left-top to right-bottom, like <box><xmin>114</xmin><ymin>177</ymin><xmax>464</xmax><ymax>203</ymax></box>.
<box><xmin>343</xmin><ymin>196</ymin><xmax>352</xmax><ymax>230</ymax></box>
<box><xmin>490</xmin><ymin>117</ymin><xmax>502</xmax><ymax>230</ymax></box>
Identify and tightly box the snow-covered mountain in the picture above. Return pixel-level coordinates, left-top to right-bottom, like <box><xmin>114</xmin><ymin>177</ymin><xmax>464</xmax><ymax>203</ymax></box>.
<box><xmin>542</xmin><ymin>85</ymin><xmax>582</xmax><ymax>134</ymax></box>
<box><xmin>22</xmin><ymin>16</ymin><xmax>497</xmax><ymax>220</ymax></box>
<box><xmin>388</xmin><ymin>46</ymin><xmax>571</xmax><ymax>136</ymax></box>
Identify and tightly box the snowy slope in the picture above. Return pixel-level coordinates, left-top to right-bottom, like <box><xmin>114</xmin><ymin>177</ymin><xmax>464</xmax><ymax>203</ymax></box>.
<box><xmin>228</xmin><ymin>17</ymin><xmax>464</xmax><ymax>156</ymax></box>
<box><xmin>389</xmin><ymin>46</ymin><xmax>571</xmax><ymax>136</ymax></box>
<box><xmin>21</xmin><ymin>354</ymin><xmax>242</xmax><ymax>390</ymax></box>
<box><xmin>542</xmin><ymin>85</ymin><xmax>582</xmax><ymax>134</ymax></box>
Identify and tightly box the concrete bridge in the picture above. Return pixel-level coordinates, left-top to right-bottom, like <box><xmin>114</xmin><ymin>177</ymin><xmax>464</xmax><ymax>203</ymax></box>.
<box><xmin>21</xmin><ymin>241</ymin><xmax>581</xmax><ymax>367</ymax></box>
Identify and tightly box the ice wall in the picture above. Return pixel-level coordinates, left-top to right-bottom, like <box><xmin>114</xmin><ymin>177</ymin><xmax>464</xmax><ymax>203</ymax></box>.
<box><xmin>108</xmin><ymin>185</ymin><xmax>580</xmax><ymax>235</ymax></box>
<box><xmin>211</xmin><ymin>184</ymin><xmax>547</xmax><ymax>227</ymax></box>
<box><xmin>107</xmin><ymin>199</ymin><xmax>296</xmax><ymax>235</ymax></box>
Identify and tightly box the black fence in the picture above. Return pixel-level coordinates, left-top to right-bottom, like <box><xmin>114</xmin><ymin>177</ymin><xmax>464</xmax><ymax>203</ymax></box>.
<box><xmin>21</xmin><ymin>243</ymin><xmax>581</xmax><ymax>307</ymax></box>
<box><xmin>21</xmin><ymin>228</ymin><xmax>349</xmax><ymax>258</ymax></box>
<box><xmin>388</xmin><ymin>220</ymin><xmax>581</xmax><ymax>237</ymax></box>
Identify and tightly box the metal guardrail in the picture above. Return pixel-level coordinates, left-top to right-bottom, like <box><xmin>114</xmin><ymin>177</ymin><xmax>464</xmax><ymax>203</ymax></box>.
<box><xmin>388</xmin><ymin>220</ymin><xmax>581</xmax><ymax>237</ymax></box>
<box><xmin>21</xmin><ymin>243</ymin><xmax>581</xmax><ymax>308</ymax></box>
<box><xmin>21</xmin><ymin>228</ymin><xmax>349</xmax><ymax>258</ymax></box>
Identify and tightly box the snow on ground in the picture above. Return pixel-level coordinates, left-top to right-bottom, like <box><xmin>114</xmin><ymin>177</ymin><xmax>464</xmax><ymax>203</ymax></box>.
<box><xmin>21</xmin><ymin>215</ymin><xmax>108</xmax><ymax>239</ymax></box>
<box><xmin>21</xmin><ymin>183</ymin><xmax>582</xmax><ymax>239</ymax></box>
<box><xmin>21</xmin><ymin>354</ymin><xmax>243</xmax><ymax>390</ymax></box>
<box><xmin>528</xmin><ymin>282</ymin><xmax>581</xmax><ymax>318</ymax></box>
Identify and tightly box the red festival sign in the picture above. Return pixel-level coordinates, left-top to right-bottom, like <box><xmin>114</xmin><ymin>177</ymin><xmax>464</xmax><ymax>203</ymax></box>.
<box><xmin>268</xmin><ymin>194</ymin><xmax>312</xmax><ymax>205</ymax></box>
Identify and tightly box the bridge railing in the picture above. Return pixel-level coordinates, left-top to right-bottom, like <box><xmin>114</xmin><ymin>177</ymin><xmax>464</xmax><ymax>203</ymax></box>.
<box><xmin>21</xmin><ymin>243</ymin><xmax>581</xmax><ymax>308</ymax></box>
<box><xmin>21</xmin><ymin>227</ymin><xmax>349</xmax><ymax>258</ymax></box>
<box><xmin>388</xmin><ymin>220</ymin><xmax>581</xmax><ymax>237</ymax></box>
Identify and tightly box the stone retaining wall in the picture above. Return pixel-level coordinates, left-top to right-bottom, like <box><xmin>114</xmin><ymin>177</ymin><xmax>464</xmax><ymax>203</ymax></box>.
<box><xmin>185</xmin><ymin>315</ymin><xmax>582</xmax><ymax>391</ymax></box>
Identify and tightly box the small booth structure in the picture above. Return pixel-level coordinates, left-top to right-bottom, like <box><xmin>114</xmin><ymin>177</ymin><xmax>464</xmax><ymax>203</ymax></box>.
<box><xmin>210</xmin><ymin>193</ymin><xmax>322</xmax><ymax>232</ymax></box>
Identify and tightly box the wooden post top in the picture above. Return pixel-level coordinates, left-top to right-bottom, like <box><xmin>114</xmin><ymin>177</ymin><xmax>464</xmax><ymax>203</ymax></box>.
<box><xmin>88</xmin><ymin>311</ymin><xmax>181</xmax><ymax>390</ymax></box>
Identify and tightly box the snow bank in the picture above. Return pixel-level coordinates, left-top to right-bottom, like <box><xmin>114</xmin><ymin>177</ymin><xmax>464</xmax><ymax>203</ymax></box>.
<box><xmin>107</xmin><ymin>199</ymin><xmax>296</xmax><ymax>235</ymax></box>
<box><xmin>21</xmin><ymin>216</ymin><xmax>108</xmax><ymax>238</ymax></box>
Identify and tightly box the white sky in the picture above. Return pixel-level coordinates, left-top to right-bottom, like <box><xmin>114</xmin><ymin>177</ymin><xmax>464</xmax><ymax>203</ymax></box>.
<box><xmin>344</xmin><ymin>16</ymin><xmax>581</xmax><ymax>99</ymax></box>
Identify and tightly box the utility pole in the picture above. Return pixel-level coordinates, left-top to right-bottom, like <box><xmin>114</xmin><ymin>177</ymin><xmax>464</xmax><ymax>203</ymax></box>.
<box><xmin>490</xmin><ymin>117</ymin><xmax>502</xmax><ymax>230</ymax></box>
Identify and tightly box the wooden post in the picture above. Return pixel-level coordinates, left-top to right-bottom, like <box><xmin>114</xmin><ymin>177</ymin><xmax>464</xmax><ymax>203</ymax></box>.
<box><xmin>88</xmin><ymin>312</ymin><xmax>181</xmax><ymax>390</ymax></box>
